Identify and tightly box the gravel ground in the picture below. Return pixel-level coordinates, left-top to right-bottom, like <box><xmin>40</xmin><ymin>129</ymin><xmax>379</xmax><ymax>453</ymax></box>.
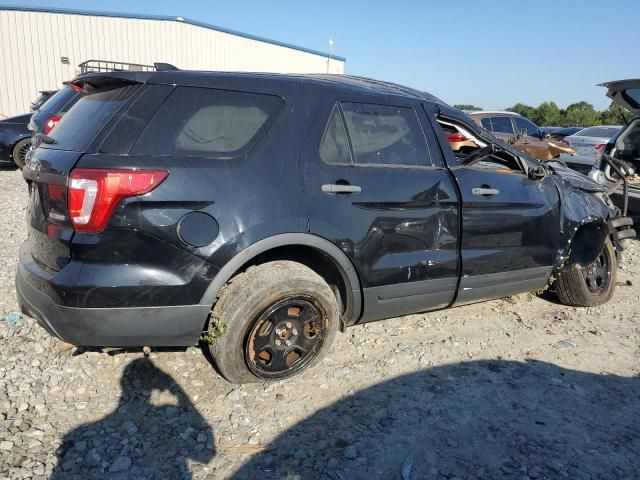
<box><xmin>0</xmin><ymin>167</ymin><xmax>639</xmax><ymax>480</ymax></box>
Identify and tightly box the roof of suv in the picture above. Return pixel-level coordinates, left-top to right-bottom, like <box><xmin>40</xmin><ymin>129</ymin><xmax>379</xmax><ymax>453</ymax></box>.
<box><xmin>467</xmin><ymin>111</ymin><xmax>521</xmax><ymax>117</ymax></box>
<box><xmin>73</xmin><ymin>70</ymin><xmax>447</xmax><ymax>105</ymax></box>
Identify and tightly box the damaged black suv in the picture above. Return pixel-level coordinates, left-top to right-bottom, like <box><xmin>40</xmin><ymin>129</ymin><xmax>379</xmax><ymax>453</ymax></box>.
<box><xmin>16</xmin><ymin>69</ymin><xmax>635</xmax><ymax>383</ymax></box>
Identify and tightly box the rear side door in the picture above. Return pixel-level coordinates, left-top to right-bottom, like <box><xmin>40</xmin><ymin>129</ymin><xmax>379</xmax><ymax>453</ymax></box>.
<box><xmin>513</xmin><ymin>116</ymin><xmax>549</xmax><ymax>160</ymax></box>
<box><xmin>303</xmin><ymin>95</ymin><xmax>460</xmax><ymax>323</ymax></box>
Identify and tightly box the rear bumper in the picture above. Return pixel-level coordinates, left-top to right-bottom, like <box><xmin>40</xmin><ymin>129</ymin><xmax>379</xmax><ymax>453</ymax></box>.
<box><xmin>16</xmin><ymin>255</ymin><xmax>210</xmax><ymax>347</ymax></box>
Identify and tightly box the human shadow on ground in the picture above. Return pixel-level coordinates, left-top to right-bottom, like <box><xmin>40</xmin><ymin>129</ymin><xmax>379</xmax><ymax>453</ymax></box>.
<box><xmin>50</xmin><ymin>358</ymin><xmax>214</xmax><ymax>479</ymax></box>
<box><xmin>232</xmin><ymin>360</ymin><xmax>640</xmax><ymax>479</ymax></box>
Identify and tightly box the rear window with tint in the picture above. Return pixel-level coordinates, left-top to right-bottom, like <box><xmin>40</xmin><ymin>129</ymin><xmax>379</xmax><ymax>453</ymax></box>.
<box><xmin>625</xmin><ymin>89</ymin><xmax>640</xmax><ymax>108</ymax></box>
<box><xmin>132</xmin><ymin>87</ymin><xmax>284</xmax><ymax>158</ymax></box>
<box><xmin>575</xmin><ymin>126</ymin><xmax>621</xmax><ymax>138</ymax></box>
<box><xmin>38</xmin><ymin>86</ymin><xmax>77</xmax><ymax>114</ymax></box>
<box><xmin>47</xmin><ymin>85</ymin><xmax>139</xmax><ymax>151</ymax></box>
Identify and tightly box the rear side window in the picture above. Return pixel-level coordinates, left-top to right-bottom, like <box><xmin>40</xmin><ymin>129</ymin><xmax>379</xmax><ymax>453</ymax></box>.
<box><xmin>319</xmin><ymin>106</ymin><xmax>352</xmax><ymax>164</ymax></box>
<box><xmin>342</xmin><ymin>103</ymin><xmax>429</xmax><ymax>166</ymax></box>
<box><xmin>132</xmin><ymin>87</ymin><xmax>284</xmax><ymax>158</ymax></box>
<box><xmin>319</xmin><ymin>102</ymin><xmax>430</xmax><ymax>167</ymax></box>
<box><xmin>47</xmin><ymin>85</ymin><xmax>139</xmax><ymax>151</ymax></box>
<box><xmin>489</xmin><ymin>116</ymin><xmax>515</xmax><ymax>134</ymax></box>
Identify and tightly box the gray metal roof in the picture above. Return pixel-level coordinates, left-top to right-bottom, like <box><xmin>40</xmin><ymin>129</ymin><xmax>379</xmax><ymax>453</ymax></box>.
<box><xmin>0</xmin><ymin>5</ymin><xmax>346</xmax><ymax>62</ymax></box>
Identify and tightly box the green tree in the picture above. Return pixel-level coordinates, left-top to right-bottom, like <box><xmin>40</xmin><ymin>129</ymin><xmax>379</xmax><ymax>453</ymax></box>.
<box><xmin>533</xmin><ymin>101</ymin><xmax>562</xmax><ymax>126</ymax></box>
<box><xmin>564</xmin><ymin>101</ymin><xmax>601</xmax><ymax>127</ymax></box>
<box><xmin>453</xmin><ymin>104</ymin><xmax>482</xmax><ymax>111</ymax></box>
<box><xmin>600</xmin><ymin>101</ymin><xmax>631</xmax><ymax>125</ymax></box>
<box><xmin>506</xmin><ymin>103</ymin><xmax>536</xmax><ymax>121</ymax></box>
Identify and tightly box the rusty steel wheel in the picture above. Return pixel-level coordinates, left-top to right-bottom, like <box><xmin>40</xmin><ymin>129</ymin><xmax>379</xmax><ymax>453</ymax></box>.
<box><xmin>246</xmin><ymin>297</ymin><xmax>327</xmax><ymax>379</ymax></box>
<box><xmin>208</xmin><ymin>261</ymin><xmax>339</xmax><ymax>383</ymax></box>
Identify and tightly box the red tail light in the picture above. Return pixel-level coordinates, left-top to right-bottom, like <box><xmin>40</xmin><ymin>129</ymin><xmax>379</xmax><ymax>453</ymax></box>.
<box><xmin>595</xmin><ymin>143</ymin><xmax>605</xmax><ymax>162</ymax></box>
<box><xmin>445</xmin><ymin>131</ymin><xmax>467</xmax><ymax>143</ymax></box>
<box><xmin>68</xmin><ymin>169</ymin><xmax>168</xmax><ymax>233</ymax></box>
<box><xmin>44</xmin><ymin>114</ymin><xmax>62</xmax><ymax>135</ymax></box>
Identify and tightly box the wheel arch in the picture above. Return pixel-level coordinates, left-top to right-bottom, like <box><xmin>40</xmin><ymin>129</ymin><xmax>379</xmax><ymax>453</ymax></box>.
<box><xmin>563</xmin><ymin>218</ymin><xmax>610</xmax><ymax>267</ymax></box>
<box><xmin>199</xmin><ymin>233</ymin><xmax>363</xmax><ymax>325</ymax></box>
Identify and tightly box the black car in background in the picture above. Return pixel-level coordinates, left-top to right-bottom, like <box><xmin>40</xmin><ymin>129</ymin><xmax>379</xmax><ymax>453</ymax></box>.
<box><xmin>0</xmin><ymin>113</ymin><xmax>32</xmax><ymax>168</ymax></box>
<box><xmin>16</xmin><ymin>69</ymin><xmax>634</xmax><ymax>383</ymax></box>
<box><xmin>542</xmin><ymin>127</ymin><xmax>584</xmax><ymax>142</ymax></box>
<box><xmin>0</xmin><ymin>86</ymin><xmax>82</xmax><ymax>169</ymax></box>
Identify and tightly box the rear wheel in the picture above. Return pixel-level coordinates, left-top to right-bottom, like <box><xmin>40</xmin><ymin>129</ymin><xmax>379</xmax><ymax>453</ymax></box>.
<box><xmin>555</xmin><ymin>238</ymin><xmax>616</xmax><ymax>306</ymax></box>
<box><xmin>208</xmin><ymin>261</ymin><xmax>339</xmax><ymax>383</ymax></box>
<box><xmin>12</xmin><ymin>138</ymin><xmax>31</xmax><ymax>169</ymax></box>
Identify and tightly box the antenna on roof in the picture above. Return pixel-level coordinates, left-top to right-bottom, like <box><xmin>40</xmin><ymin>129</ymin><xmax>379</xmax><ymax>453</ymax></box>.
<box><xmin>327</xmin><ymin>36</ymin><xmax>334</xmax><ymax>74</ymax></box>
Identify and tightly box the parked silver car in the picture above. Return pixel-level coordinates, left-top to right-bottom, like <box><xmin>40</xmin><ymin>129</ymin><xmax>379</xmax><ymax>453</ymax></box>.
<box><xmin>558</xmin><ymin>125</ymin><xmax>622</xmax><ymax>173</ymax></box>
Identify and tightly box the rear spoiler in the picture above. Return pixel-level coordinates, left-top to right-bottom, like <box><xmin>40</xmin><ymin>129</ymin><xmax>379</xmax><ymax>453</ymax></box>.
<box><xmin>67</xmin><ymin>63</ymin><xmax>179</xmax><ymax>92</ymax></box>
<box><xmin>66</xmin><ymin>71</ymin><xmax>154</xmax><ymax>92</ymax></box>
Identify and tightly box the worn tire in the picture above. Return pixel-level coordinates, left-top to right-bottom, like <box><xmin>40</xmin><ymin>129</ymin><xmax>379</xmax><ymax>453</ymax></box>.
<box><xmin>208</xmin><ymin>261</ymin><xmax>339</xmax><ymax>384</ymax></box>
<box><xmin>12</xmin><ymin>138</ymin><xmax>31</xmax><ymax>169</ymax></box>
<box><xmin>555</xmin><ymin>238</ymin><xmax>617</xmax><ymax>307</ymax></box>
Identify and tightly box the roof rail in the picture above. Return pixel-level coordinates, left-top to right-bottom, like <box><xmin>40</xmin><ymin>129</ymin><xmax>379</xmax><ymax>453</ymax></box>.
<box><xmin>78</xmin><ymin>60</ymin><xmax>178</xmax><ymax>74</ymax></box>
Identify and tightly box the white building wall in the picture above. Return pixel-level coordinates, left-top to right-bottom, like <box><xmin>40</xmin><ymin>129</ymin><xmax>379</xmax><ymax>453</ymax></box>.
<box><xmin>0</xmin><ymin>9</ymin><xmax>345</xmax><ymax>118</ymax></box>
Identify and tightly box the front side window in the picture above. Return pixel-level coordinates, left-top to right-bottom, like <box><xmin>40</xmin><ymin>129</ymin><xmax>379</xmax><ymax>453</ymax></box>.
<box><xmin>132</xmin><ymin>87</ymin><xmax>284</xmax><ymax>158</ymax></box>
<box><xmin>480</xmin><ymin>117</ymin><xmax>492</xmax><ymax>131</ymax></box>
<box><xmin>513</xmin><ymin>117</ymin><xmax>539</xmax><ymax>136</ymax></box>
<box><xmin>490</xmin><ymin>116</ymin><xmax>515</xmax><ymax>134</ymax></box>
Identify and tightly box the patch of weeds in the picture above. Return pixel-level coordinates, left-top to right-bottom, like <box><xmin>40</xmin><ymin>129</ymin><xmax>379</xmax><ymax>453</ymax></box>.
<box><xmin>200</xmin><ymin>316</ymin><xmax>227</xmax><ymax>344</ymax></box>
<box><xmin>529</xmin><ymin>275</ymin><xmax>556</xmax><ymax>299</ymax></box>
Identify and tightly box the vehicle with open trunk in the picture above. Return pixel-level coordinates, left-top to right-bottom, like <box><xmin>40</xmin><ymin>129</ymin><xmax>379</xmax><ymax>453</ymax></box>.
<box><xmin>16</xmin><ymin>69</ymin><xmax>635</xmax><ymax>383</ymax></box>
<box><xmin>589</xmin><ymin>80</ymin><xmax>640</xmax><ymax>214</ymax></box>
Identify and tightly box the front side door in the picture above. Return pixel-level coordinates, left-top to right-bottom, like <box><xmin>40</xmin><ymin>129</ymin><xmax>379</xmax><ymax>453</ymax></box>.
<box><xmin>426</xmin><ymin>108</ymin><xmax>562</xmax><ymax>305</ymax></box>
<box><xmin>303</xmin><ymin>96</ymin><xmax>460</xmax><ymax>323</ymax></box>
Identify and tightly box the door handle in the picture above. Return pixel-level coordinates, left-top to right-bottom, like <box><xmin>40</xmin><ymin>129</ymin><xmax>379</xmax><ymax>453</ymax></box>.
<box><xmin>522</xmin><ymin>140</ymin><xmax>530</xmax><ymax>145</ymax></box>
<box><xmin>322</xmin><ymin>184</ymin><xmax>362</xmax><ymax>194</ymax></box>
<box><xmin>472</xmin><ymin>187</ymin><xmax>499</xmax><ymax>196</ymax></box>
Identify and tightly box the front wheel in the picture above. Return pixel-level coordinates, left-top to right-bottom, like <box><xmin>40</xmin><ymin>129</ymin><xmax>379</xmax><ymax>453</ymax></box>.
<box><xmin>555</xmin><ymin>238</ymin><xmax>617</xmax><ymax>307</ymax></box>
<box><xmin>208</xmin><ymin>261</ymin><xmax>339</xmax><ymax>383</ymax></box>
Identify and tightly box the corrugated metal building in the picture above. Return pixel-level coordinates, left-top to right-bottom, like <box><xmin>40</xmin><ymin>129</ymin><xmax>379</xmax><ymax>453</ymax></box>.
<box><xmin>0</xmin><ymin>6</ymin><xmax>346</xmax><ymax>118</ymax></box>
